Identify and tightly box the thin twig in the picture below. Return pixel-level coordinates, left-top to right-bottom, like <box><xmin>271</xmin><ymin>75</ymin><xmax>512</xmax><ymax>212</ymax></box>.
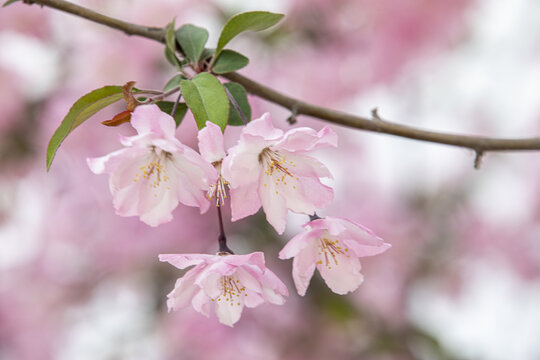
<box><xmin>224</xmin><ymin>86</ymin><xmax>247</xmax><ymax>125</ymax></box>
<box><xmin>170</xmin><ymin>92</ymin><xmax>183</xmax><ymax>118</ymax></box>
<box><xmin>216</xmin><ymin>205</ymin><xmax>233</xmax><ymax>254</ymax></box>
<box><xmin>19</xmin><ymin>0</ymin><xmax>540</xmax><ymax>153</ymax></box>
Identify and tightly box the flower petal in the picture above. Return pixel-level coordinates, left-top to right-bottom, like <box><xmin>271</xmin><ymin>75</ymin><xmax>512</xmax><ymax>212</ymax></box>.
<box><xmin>191</xmin><ymin>289</ymin><xmax>211</xmax><ymax>317</ymax></box>
<box><xmin>242</xmin><ymin>112</ymin><xmax>283</xmax><ymax>140</ymax></box>
<box><xmin>159</xmin><ymin>254</ymin><xmax>212</xmax><ymax>269</ymax></box>
<box><xmin>215</xmin><ymin>295</ymin><xmax>244</xmax><ymax>327</ymax></box>
<box><xmin>165</xmin><ymin>267</ymin><xmax>201</xmax><ymax>311</ymax></box>
<box><xmin>258</xmin><ymin>171</ymin><xmax>288</xmax><ymax>234</ymax></box>
<box><xmin>279</xmin><ymin>228</ymin><xmax>325</xmax><ymax>259</ymax></box>
<box><xmin>343</xmin><ymin>239</ymin><xmax>392</xmax><ymax>258</ymax></box>
<box><xmin>130</xmin><ymin>104</ymin><xmax>176</xmax><ymax>139</ymax></box>
<box><xmin>222</xmin><ymin>134</ymin><xmax>266</xmax><ymax>188</ymax></box>
<box><xmin>317</xmin><ymin>255</ymin><xmax>364</xmax><ymax>295</ymax></box>
<box><xmin>291</xmin><ymin>244</ymin><xmax>318</xmax><ymax>296</ymax></box>
<box><xmin>198</xmin><ymin>121</ymin><xmax>226</xmax><ymax>163</ymax></box>
<box><xmin>273</xmin><ymin>125</ymin><xmax>337</xmax><ymax>153</ymax></box>
<box><xmin>281</xmin><ymin>151</ymin><xmax>333</xmax><ymax>179</ymax></box>
<box><xmin>229</xmin><ymin>182</ymin><xmax>262</xmax><ymax>222</ymax></box>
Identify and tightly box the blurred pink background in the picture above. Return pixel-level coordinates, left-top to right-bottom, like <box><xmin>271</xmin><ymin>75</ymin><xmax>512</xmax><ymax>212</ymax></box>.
<box><xmin>1</xmin><ymin>0</ymin><xmax>540</xmax><ymax>359</ymax></box>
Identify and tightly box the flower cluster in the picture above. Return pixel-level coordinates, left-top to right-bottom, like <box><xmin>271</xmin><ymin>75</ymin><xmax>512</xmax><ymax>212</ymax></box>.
<box><xmin>88</xmin><ymin>104</ymin><xmax>390</xmax><ymax>326</ymax></box>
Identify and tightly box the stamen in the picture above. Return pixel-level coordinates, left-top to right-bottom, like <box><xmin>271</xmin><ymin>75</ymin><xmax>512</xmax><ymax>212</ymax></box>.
<box><xmin>215</xmin><ymin>275</ymin><xmax>246</xmax><ymax>306</ymax></box>
<box><xmin>132</xmin><ymin>148</ymin><xmax>172</xmax><ymax>197</ymax></box>
<box><xmin>317</xmin><ymin>236</ymin><xmax>350</xmax><ymax>269</ymax></box>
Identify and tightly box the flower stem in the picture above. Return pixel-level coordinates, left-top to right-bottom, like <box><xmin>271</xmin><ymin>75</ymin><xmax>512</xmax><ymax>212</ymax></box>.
<box><xmin>217</xmin><ymin>205</ymin><xmax>233</xmax><ymax>253</ymax></box>
<box><xmin>309</xmin><ymin>213</ymin><xmax>322</xmax><ymax>222</ymax></box>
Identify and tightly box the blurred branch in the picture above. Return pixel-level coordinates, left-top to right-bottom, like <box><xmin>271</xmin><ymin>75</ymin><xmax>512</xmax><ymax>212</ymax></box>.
<box><xmin>20</xmin><ymin>0</ymin><xmax>540</xmax><ymax>153</ymax></box>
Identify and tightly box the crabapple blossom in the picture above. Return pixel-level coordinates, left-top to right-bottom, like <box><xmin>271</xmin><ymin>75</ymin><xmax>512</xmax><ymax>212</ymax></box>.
<box><xmin>87</xmin><ymin>104</ymin><xmax>216</xmax><ymax>227</ymax></box>
<box><xmin>222</xmin><ymin>113</ymin><xmax>337</xmax><ymax>234</ymax></box>
<box><xmin>159</xmin><ymin>252</ymin><xmax>288</xmax><ymax>327</ymax></box>
<box><xmin>279</xmin><ymin>216</ymin><xmax>391</xmax><ymax>296</ymax></box>
<box><xmin>197</xmin><ymin>121</ymin><xmax>229</xmax><ymax>207</ymax></box>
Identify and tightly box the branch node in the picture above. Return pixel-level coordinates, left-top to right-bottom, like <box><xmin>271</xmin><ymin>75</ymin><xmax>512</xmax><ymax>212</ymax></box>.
<box><xmin>371</xmin><ymin>107</ymin><xmax>384</xmax><ymax>124</ymax></box>
<box><xmin>287</xmin><ymin>104</ymin><xmax>299</xmax><ymax>125</ymax></box>
<box><xmin>474</xmin><ymin>150</ymin><xmax>484</xmax><ymax>170</ymax></box>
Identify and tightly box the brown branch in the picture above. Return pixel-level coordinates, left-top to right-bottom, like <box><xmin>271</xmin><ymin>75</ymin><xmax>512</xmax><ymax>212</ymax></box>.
<box><xmin>20</xmin><ymin>0</ymin><xmax>540</xmax><ymax>152</ymax></box>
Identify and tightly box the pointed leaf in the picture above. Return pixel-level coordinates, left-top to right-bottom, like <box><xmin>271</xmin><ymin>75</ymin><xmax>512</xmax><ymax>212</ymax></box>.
<box><xmin>180</xmin><ymin>73</ymin><xmax>229</xmax><ymax>131</ymax></box>
<box><xmin>102</xmin><ymin>110</ymin><xmax>132</xmax><ymax>127</ymax></box>
<box><xmin>212</xmin><ymin>50</ymin><xmax>249</xmax><ymax>74</ymax></box>
<box><xmin>175</xmin><ymin>24</ymin><xmax>209</xmax><ymax>65</ymax></box>
<box><xmin>46</xmin><ymin>86</ymin><xmax>124</xmax><ymax>171</ymax></box>
<box><xmin>2</xmin><ymin>0</ymin><xmax>20</xmax><ymax>7</ymax></box>
<box><xmin>224</xmin><ymin>82</ymin><xmax>251</xmax><ymax>126</ymax></box>
<box><xmin>214</xmin><ymin>11</ymin><xmax>284</xmax><ymax>59</ymax></box>
<box><xmin>201</xmin><ymin>48</ymin><xmax>215</xmax><ymax>62</ymax></box>
<box><xmin>163</xmin><ymin>74</ymin><xmax>186</xmax><ymax>92</ymax></box>
<box><xmin>164</xmin><ymin>19</ymin><xmax>184</xmax><ymax>70</ymax></box>
<box><xmin>155</xmin><ymin>101</ymin><xmax>188</xmax><ymax>128</ymax></box>
<box><xmin>164</xmin><ymin>47</ymin><xmax>183</xmax><ymax>70</ymax></box>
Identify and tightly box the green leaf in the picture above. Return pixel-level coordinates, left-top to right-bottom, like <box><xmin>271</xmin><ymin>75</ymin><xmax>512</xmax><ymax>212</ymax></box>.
<box><xmin>166</xmin><ymin>18</ymin><xmax>177</xmax><ymax>55</ymax></box>
<box><xmin>212</xmin><ymin>50</ymin><xmax>249</xmax><ymax>74</ymax></box>
<box><xmin>163</xmin><ymin>74</ymin><xmax>186</xmax><ymax>92</ymax></box>
<box><xmin>214</xmin><ymin>11</ymin><xmax>284</xmax><ymax>59</ymax></box>
<box><xmin>201</xmin><ymin>48</ymin><xmax>215</xmax><ymax>62</ymax></box>
<box><xmin>156</xmin><ymin>101</ymin><xmax>188</xmax><ymax>128</ymax></box>
<box><xmin>175</xmin><ymin>24</ymin><xmax>209</xmax><ymax>65</ymax></box>
<box><xmin>180</xmin><ymin>73</ymin><xmax>229</xmax><ymax>131</ymax></box>
<box><xmin>224</xmin><ymin>82</ymin><xmax>251</xmax><ymax>126</ymax></box>
<box><xmin>46</xmin><ymin>86</ymin><xmax>124</xmax><ymax>171</ymax></box>
<box><xmin>2</xmin><ymin>0</ymin><xmax>20</xmax><ymax>7</ymax></box>
<box><xmin>164</xmin><ymin>47</ymin><xmax>183</xmax><ymax>70</ymax></box>
<box><xmin>164</xmin><ymin>19</ymin><xmax>184</xmax><ymax>70</ymax></box>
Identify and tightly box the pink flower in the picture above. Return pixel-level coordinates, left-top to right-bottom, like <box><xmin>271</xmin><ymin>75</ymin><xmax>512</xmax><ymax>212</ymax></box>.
<box><xmin>279</xmin><ymin>216</ymin><xmax>391</xmax><ymax>296</ymax></box>
<box><xmin>197</xmin><ymin>121</ymin><xmax>229</xmax><ymax>207</ymax></box>
<box><xmin>87</xmin><ymin>105</ymin><xmax>216</xmax><ymax>227</ymax></box>
<box><xmin>159</xmin><ymin>252</ymin><xmax>288</xmax><ymax>327</ymax></box>
<box><xmin>222</xmin><ymin>113</ymin><xmax>337</xmax><ymax>234</ymax></box>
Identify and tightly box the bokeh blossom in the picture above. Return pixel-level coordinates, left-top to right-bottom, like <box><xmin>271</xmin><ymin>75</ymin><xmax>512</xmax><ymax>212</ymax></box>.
<box><xmin>279</xmin><ymin>216</ymin><xmax>391</xmax><ymax>295</ymax></box>
<box><xmin>222</xmin><ymin>113</ymin><xmax>337</xmax><ymax>234</ymax></box>
<box><xmin>159</xmin><ymin>252</ymin><xmax>289</xmax><ymax>327</ymax></box>
<box><xmin>87</xmin><ymin>105</ymin><xmax>216</xmax><ymax>226</ymax></box>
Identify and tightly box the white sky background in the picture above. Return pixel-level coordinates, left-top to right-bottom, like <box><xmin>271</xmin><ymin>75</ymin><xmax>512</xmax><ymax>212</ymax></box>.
<box><xmin>1</xmin><ymin>0</ymin><xmax>540</xmax><ymax>359</ymax></box>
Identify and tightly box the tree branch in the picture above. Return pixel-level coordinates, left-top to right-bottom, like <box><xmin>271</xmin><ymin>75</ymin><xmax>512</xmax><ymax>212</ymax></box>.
<box><xmin>20</xmin><ymin>0</ymin><xmax>540</xmax><ymax>152</ymax></box>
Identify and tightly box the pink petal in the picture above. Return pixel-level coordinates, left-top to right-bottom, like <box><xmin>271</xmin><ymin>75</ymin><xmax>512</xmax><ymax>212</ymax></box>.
<box><xmin>279</xmin><ymin>228</ymin><xmax>325</xmax><ymax>259</ymax></box>
<box><xmin>165</xmin><ymin>268</ymin><xmax>200</xmax><ymax>310</ymax></box>
<box><xmin>273</xmin><ymin>126</ymin><xmax>337</xmax><ymax>153</ymax></box>
<box><xmin>222</xmin><ymin>135</ymin><xmax>266</xmax><ymax>188</ymax></box>
<box><xmin>260</xmin><ymin>269</ymin><xmax>289</xmax><ymax>297</ymax></box>
<box><xmin>230</xmin><ymin>183</ymin><xmax>262</xmax><ymax>222</ymax></box>
<box><xmin>280</xmin><ymin>151</ymin><xmax>333</xmax><ymax>179</ymax></box>
<box><xmin>215</xmin><ymin>295</ymin><xmax>244</xmax><ymax>327</ymax></box>
<box><xmin>258</xmin><ymin>172</ymin><xmax>288</xmax><ymax>234</ymax></box>
<box><xmin>284</xmin><ymin>177</ymin><xmax>333</xmax><ymax>213</ymax></box>
<box><xmin>198</xmin><ymin>121</ymin><xmax>226</xmax><ymax>163</ymax></box>
<box><xmin>291</xmin><ymin>244</ymin><xmax>318</xmax><ymax>296</ymax></box>
<box><xmin>317</xmin><ymin>255</ymin><xmax>364</xmax><ymax>295</ymax></box>
<box><xmin>191</xmin><ymin>289</ymin><xmax>211</xmax><ymax>317</ymax></box>
<box><xmin>201</xmin><ymin>271</ymin><xmax>223</xmax><ymax>299</ymax></box>
<box><xmin>222</xmin><ymin>252</ymin><xmax>265</xmax><ymax>271</ymax></box>
<box><xmin>87</xmin><ymin>147</ymin><xmax>146</xmax><ymax>175</ymax></box>
<box><xmin>242</xmin><ymin>112</ymin><xmax>283</xmax><ymax>140</ymax></box>
<box><xmin>235</xmin><ymin>267</ymin><xmax>263</xmax><ymax>293</ymax></box>
<box><xmin>130</xmin><ymin>104</ymin><xmax>176</xmax><ymax>138</ymax></box>
<box><xmin>343</xmin><ymin>239</ymin><xmax>392</xmax><ymax>258</ymax></box>
<box><xmin>158</xmin><ymin>254</ymin><xmax>211</xmax><ymax>269</ymax></box>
